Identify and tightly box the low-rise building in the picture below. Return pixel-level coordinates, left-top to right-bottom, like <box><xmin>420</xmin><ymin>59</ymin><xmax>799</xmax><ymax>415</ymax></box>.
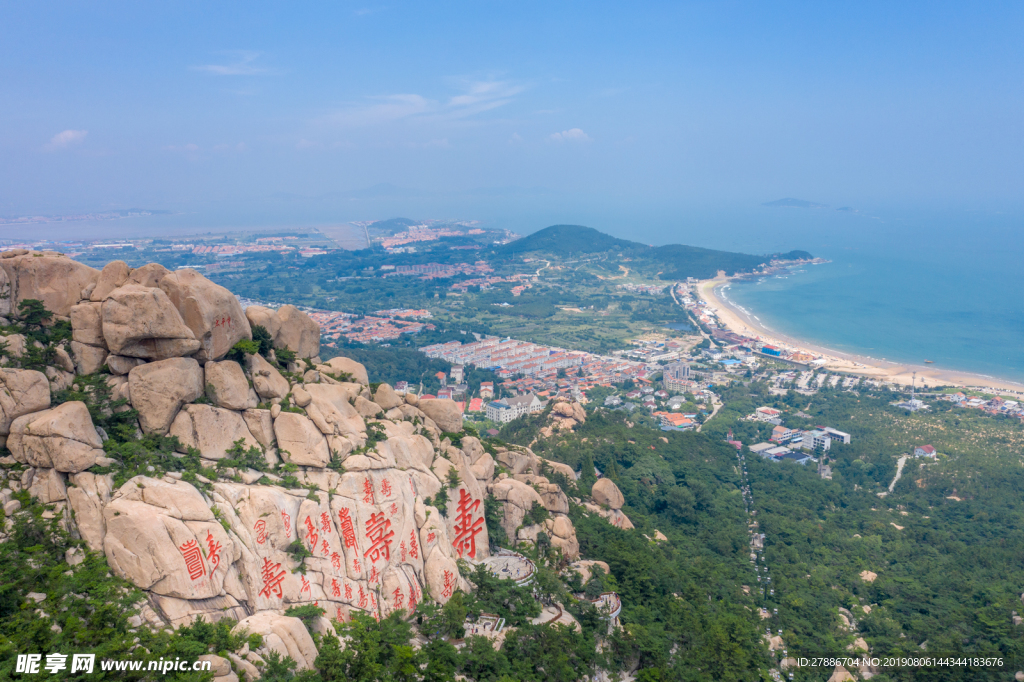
<box><xmin>914</xmin><ymin>445</ymin><xmax>937</xmax><ymax>458</ymax></box>
<box><xmin>823</xmin><ymin>427</ymin><xmax>851</xmax><ymax>444</ymax></box>
<box><xmin>755</xmin><ymin>406</ymin><xmax>782</xmax><ymax>421</ymax></box>
<box><xmin>485</xmin><ymin>393</ymin><xmax>545</xmax><ymax>423</ymax></box>
<box><xmin>800</xmin><ymin>429</ymin><xmax>832</xmax><ymax>451</ymax></box>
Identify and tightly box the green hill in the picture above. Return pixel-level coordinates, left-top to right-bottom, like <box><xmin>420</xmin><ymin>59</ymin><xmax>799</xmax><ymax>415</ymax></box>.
<box><xmin>495</xmin><ymin>224</ymin><xmax>643</xmax><ymax>256</ymax></box>
<box><xmin>649</xmin><ymin>243</ymin><xmax>766</xmax><ymax>279</ymax></box>
<box><xmin>494</xmin><ymin>224</ymin><xmax>803</xmax><ymax>279</ymax></box>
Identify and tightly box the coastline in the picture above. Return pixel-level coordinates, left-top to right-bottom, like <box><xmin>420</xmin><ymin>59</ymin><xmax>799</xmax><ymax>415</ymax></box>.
<box><xmin>697</xmin><ymin>274</ymin><xmax>1024</xmax><ymax>395</ymax></box>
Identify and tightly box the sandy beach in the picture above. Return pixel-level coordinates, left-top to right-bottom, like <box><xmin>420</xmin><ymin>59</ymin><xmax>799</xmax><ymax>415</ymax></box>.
<box><xmin>697</xmin><ymin>275</ymin><xmax>1024</xmax><ymax>395</ymax></box>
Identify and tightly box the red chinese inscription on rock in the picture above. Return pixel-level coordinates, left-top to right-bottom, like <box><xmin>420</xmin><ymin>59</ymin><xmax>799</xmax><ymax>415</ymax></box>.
<box><xmin>408</xmin><ymin>531</ymin><xmax>419</xmax><ymax>559</ymax></box>
<box><xmin>179</xmin><ymin>540</ymin><xmax>206</xmax><ymax>581</ymax></box>
<box><xmin>205</xmin><ymin>531</ymin><xmax>222</xmax><ymax>572</ymax></box>
<box><xmin>452</xmin><ymin>488</ymin><xmax>484</xmax><ymax>559</ymax></box>
<box><xmin>258</xmin><ymin>557</ymin><xmax>287</xmax><ymax>599</ymax></box>
<box><xmin>363</xmin><ymin>512</ymin><xmax>394</xmax><ymax>563</ymax></box>
<box><xmin>442</xmin><ymin>569</ymin><xmax>456</xmax><ymax>599</ymax></box>
<box><xmin>253</xmin><ymin>519</ymin><xmax>268</xmax><ymax>544</ymax></box>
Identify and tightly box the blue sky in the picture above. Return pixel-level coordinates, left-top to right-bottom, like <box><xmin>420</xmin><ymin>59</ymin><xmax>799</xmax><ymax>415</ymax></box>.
<box><xmin>1</xmin><ymin>1</ymin><xmax>1022</xmax><ymax>234</ymax></box>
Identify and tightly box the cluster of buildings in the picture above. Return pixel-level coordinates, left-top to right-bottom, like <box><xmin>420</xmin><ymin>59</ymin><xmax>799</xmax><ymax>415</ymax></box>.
<box><xmin>746</xmin><ymin>406</ymin><xmax>852</xmax><ymax>464</ymax></box>
<box><xmin>384</xmin><ymin>262</ymin><xmax>494</xmax><ymax>280</ymax></box>
<box><xmin>617</xmin><ymin>283</ymin><xmax>666</xmax><ymax>295</ymax></box>
<box><xmin>617</xmin><ymin>338</ymin><xmax>690</xmax><ymax>364</ymax></box>
<box><xmin>308</xmin><ymin>310</ymin><xmax>435</xmax><ymax>346</ymax></box>
<box><xmin>371</xmin><ymin>308</ymin><xmax>432</xmax><ymax>319</ymax></box>
<box><xmin>379</xmin><ymin>224</ymin><xmax>485</xmax><ymax>250</ymax></box>
<box><xmin>450</xmin><ymin>273</ymin><xmax>535</xmax><ymax>295</ymax></box>
<box><xmin>191</xmin><ymin>243</ymin><xmax>296</xmax><ymax>256</ymax></box>
<box><xmin>420</xmin><ymin>337</ymin><xmax>647</xmax><ymax>401</ymax></box>
<box><xmin>945</xmin><ymin>392</ymin><xmax>1024</xmax><ymax>419</ymax></box>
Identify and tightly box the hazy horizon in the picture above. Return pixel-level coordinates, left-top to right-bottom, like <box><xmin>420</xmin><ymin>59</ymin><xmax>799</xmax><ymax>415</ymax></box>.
<box><xmin>3</xmin><ymin>1</ymin><xmax>1024</xmax><ymax>239</ymax></box>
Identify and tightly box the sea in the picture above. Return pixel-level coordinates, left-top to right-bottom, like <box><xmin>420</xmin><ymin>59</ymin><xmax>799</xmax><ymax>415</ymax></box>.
<box><xmin>635</xmin><ymin>205</ymin><xmax>1024</xmax><ymax>386</ymax></box>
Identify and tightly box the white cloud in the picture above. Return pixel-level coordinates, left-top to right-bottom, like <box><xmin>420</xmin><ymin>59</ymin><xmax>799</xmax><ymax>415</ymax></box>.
<box><xmin>193</xmin><ymin>51</ymin><xmax>272</xmax><ymax>76</ymax></box>
<box><xmin>549</xmin><ymin>128</ymin><xmax>591</xmax><ymax>143</ymax></box>
<box><xmin>322</xmin><ymin>79</ymin><xmax>524</xmax><ymax>128</ymax></box>
<box><xmin>43</xmin><ymin>129</ymin><xmax>87</xmax><ymax>151</ymax></box>
<box><xmin>445</xmin><ymin>80</ymin><xmax>525</xmax><ymax>118</ymax></box>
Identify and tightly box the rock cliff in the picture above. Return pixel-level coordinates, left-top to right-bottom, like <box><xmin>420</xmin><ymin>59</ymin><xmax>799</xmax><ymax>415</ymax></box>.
<box><xmin>0</xmin><ymin>254</ymin><xmax>613</xmax><ymax>672</ymax></box>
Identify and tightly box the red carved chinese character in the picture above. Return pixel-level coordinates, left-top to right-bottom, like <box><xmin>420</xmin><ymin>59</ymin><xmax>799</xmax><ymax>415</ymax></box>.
<box><xmin>338</xmin><ymin>508</ymin><xmax>357</xmax><ymax>550</ymax></box>
<box><xmin>370</xmin><ymin>592</ymin><xmax>377</xmax><ymax>610</ymax></box>
<box><xmin>344</xmin><ymin>583</ymin><xmax>353</xmax><ymax>600</ymax></box>
<box><xmin>452</xmin><ymin>488</ymin><xmax>484</xmax><ymax>559</ymax></box>
<box><xmin>331</xmin><ymin>551</ymin><xmax>342</xmax><ymax>571</ymax></box>
<box><xmin>281</xmin><ymin>511</ymin><xmax>291</xmax><ymax>534</ymax></box>
<box><xmin>442</xmin><ymin>569</ymin><xmax>456</xmax><ymax>599</ymax></box>
<box><xmin>363</xmin><ymin>512</ymin><xmax>394</xmax><ymax>564</ymax></box>
<box><xmin>321</xmin><ymin>539</ymin><xmax>330</xmax><ymax>556</ymax></box>
<box><xmin>408</xmin><ymin>592</ymin><xmax>418</xmax><ymax>613</ymax></box>
<box><xmin>331</xmin><ymin>578</ymin><xmax>341</xmax><ymax>598</ymax></box>
<box><xmin>258</xmin><ymin>557</ymin><xmax>287</xmax><ymax>598</ymax></box>
<box><xmin>392</xmin><ymin>587</ymin><xmax>404</xmax><ymax>610</ymax></box>
<box><xmin>336</xmin><ymin>606</ymin><xmax>344</xmax><ymax>621</ymax></box>
<box><xmin>358</xmin><ymin>585</ymin><xmax>368</xmax><ymax>608</ymax></box>
<box><xmin>427</xmin><ymin>531</ymin><xmax>436</xmax><ymax>544</ymax></box>
<box><xmin>380</xmin><ymin>478</ymin><xmax>392</xmax><ymax>497</ymax></box>
<box><xmin>300</xmin><ymin>575</ymin><xmax>311</xmax><ymax>595</ymax></box>
<box><xmin>389</xmin><ymin>502</ymin><xmax>398</xmax><ymax>515</ymax></box>
<box><xmin>409</xmin><ymin>531</ymin><xmax>419</xmax><ymax>559</ymax></box>
<box><xmin>362</xmin><ymin>478</ymin><xmax>375</xmax><ymax>504</ymax></box>
<box><xmin>179</xmin><ymin>539</ymin><xmax>206</xmax><ymax>581</ymax></box>
<box><xmin>320</xmin><ymin>512</ymin><xmax>332</xmax><ymax>534</ymax></box>
<box><xmin>205</xmin><ymin>531</ymin><xmax>222</xmax><ymax>572</ymax></box>
<box><xmin>400</xmin><ymin>541</ymin><xmax>407</xmax><ymax>562</ymax></box>
<box><xmin>369</xmin><ymin>565</ymin><xmax>378</xmax><ymax>585</ymax></box>
<box><xmin>254</xmin><ymin>519</ymin><xmax>268</xmax><ymax>544</ymax></box>
<box><xmin>304</xmin><ymin>516</ymin><xmax>319</xmax><ymax>552</ymax></box>
<box><xmin>409</xmin><ymin>476</ymin><xmax>416</xmax><ymax>493</ymax></box>
<box><xmin>353</xmin><ymin>557</ymin><xmax>361</xmax><ymax>573</ymax></box>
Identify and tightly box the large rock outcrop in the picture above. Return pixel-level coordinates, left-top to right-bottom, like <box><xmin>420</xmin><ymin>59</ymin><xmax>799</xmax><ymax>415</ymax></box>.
<box><xmin>247</xmin><ymin>353</ymin><xmax>289</xmax><ymax>401</ymax></box>
<box><xmin>8</xmin><ymin>401</ymin><xmax>105</xmax><ymax>473</ymax></box>
<box><xmin>244</xmin><ymin>305</ymin><xmax>320</xmax><ymax>359</ymax></box>
<box><xmin>320</xmin><ymin>356</ymin><xmax>368</xmax><ymax>385</ymax></box>
<box><xmin>274</xmin><ymin>412</ymin><xmax>331</xmax><ymax>467</ymax></box>
<box><xmin>591</xmin><ymin>477</ymin><xmax>625</xmax><ymax>509</ymax></box>
<box><xmin>233</xmin><ymin>613</ymin><xmax>318</xmax><ymax>670</ymax></box>
<box><xmin>419</xmin><ymin>399</ymin><xmax>463</xmax><ymax>433</ymax></box>
<box><xmin>169</xmin><ymin>405</ymin><xmax>262</xmax><ymax>459</ymax></box>
<box><xmin>0</xmin><ymin>262</ymin><xmax>622</xmax><ymax>667</ymax></box>
<box><xmin>0</xmin><ymin>368</ymin><xmax>50</xmax><ymax>435</ymax></box>
<box><xmin>204</xmin><ymin>360</ymin><xmax>257</xmax><ymax>411</ymax></box>
<box><xmin>0</xmin><ymin>251</ymin><xmax>99</xmax><ymax>318</ymax></box>
<box><xmin>102</xmin><ymin>285</ymin><xmax>201</xmax><ymax>359</ymax></box>
<box><xmin>274</xmin><ymin>305</ymin><xmax>320</xmax><ymax>359</ymax></box>
<box><xmin>159</xmin><ymin>269</ymin><xmax>252</xmax><ymax>362</ymax></box>
<box><xmin>128</xmin><ymin>358</ymin><xmax>205</xmax><ymax>434</ymax></box>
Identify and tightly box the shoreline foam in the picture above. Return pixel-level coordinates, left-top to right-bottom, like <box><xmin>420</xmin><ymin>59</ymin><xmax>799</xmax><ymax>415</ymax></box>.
<box><xmin>697</xmin><ymin>275</ymin><xmax>1024</xmax><ymax>395</ymax></box>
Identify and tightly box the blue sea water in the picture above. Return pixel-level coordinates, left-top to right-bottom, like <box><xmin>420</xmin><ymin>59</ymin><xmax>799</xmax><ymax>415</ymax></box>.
<box><xmin>701</xmin><ymin>209</ymin><xmax>1024</xmax><ymax>385</ymax></box>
